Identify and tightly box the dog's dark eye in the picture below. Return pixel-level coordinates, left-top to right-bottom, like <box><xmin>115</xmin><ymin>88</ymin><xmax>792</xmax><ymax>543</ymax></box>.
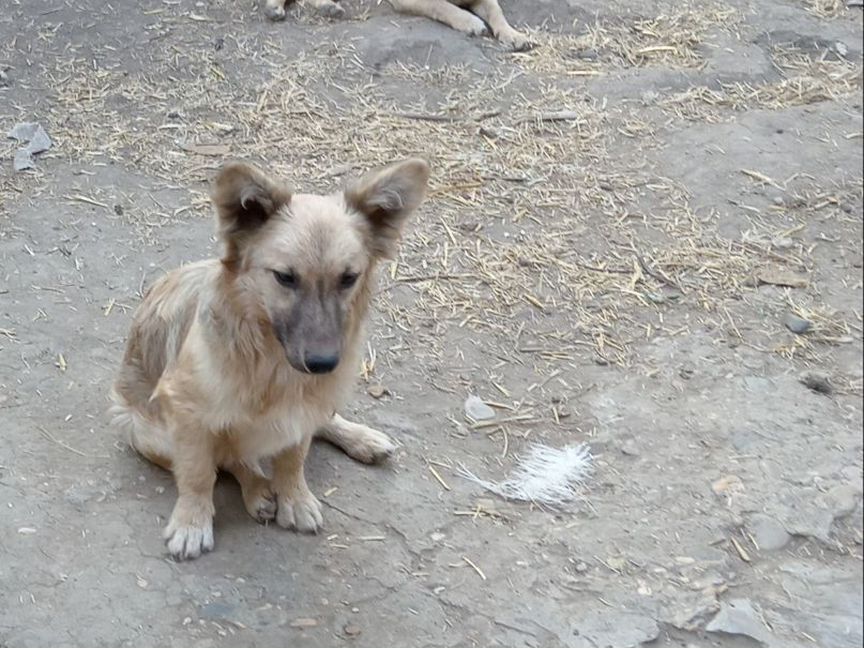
<box><xmin>340</xmin><ymin>272</ymin><xmax>359</xmax><ymax>289</ymax></box>
<box><xmin>273</xmin><ymin>270</ymin><xmax>297</xmax><ymax>288</ymax></box>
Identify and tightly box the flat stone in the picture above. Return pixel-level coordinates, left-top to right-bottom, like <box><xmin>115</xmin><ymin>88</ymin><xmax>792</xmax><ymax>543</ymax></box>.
<box><xmin>464</xmin><ymin>395</ymin><xmax>495</xmax><ymax>421</ymax></box>
<box><xmin>747</xmin><ymin>514</ymin><xmax>791</xmax><ymax>551</ymax></box>
<box><xmin>706</xmin><ymin>598</ymin><xmax>772</xmax><ymax>644</ymax></box>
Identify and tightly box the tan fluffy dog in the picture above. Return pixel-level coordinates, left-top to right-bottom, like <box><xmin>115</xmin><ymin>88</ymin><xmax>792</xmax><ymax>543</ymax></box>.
<box><xmin>263</xmin><ymin>0</ymin><xmax>532</xmax><ymax>52</ymax></box>
<box><xmin>111</xmin><ymin>159</ymin><xmax>430</xmax><ymax>559</ymax></box>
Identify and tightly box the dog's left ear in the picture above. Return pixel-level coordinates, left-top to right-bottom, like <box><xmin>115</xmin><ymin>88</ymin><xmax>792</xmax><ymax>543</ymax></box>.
<box><xmin>345</xmin><ymin>159</ymin><xmax>430</xmax><ymax>259</ymax></box>
<box><xmin>213</xmin><ymin>162</ymin><xmax>292</xmax><ymax>261</ymax></box>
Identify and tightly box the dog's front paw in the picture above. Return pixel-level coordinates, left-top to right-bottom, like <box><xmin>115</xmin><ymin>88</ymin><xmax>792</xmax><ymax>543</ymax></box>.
<box><xmin>164</xmin><ymin>498</ymin><xmax>215</xmax><ymax>560</ymax></box>
<box><xmin>276</xmin><ymin>489</ymin><xmax>323</xmax><ymax>533</ymax></box>
<box><xmin>164</xmin><ymin>520</ymin><xmax>214</xmax><ymax>560</ymax></box>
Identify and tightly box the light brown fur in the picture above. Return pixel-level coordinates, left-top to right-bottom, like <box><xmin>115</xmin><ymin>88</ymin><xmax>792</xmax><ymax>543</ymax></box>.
<box><xmin>262</xmin><ymin>0</ymin><xmax>532</xmax><ymax>52</ymax></box>
<box><xmin>112</xmin><ymin>159</ymin><xmax>430</xmax><ymax>559</ymax></box>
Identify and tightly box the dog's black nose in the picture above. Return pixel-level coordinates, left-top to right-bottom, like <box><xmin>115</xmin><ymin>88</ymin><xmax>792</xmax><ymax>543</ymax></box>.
<box><xmin>305</xmin><ymin>353</ymin><xmax>339</xmax><ymax>374</ymax></box>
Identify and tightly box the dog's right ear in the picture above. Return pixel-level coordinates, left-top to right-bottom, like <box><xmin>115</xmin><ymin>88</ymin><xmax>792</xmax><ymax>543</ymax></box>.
<box><xmin>212</xmin><ymin>162</ymin><xmax>291</xmax><ymax>261</ymax></box>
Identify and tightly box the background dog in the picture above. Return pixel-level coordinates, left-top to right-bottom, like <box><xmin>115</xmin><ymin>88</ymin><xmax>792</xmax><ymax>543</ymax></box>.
<box><xmin>111</xmin><ymin>158</ymin><xmax>430</xmax><ymax>559</ymax></box>
<box><xmin>262</xmin><ymin>0</ymin><xmax>532</xmax><ymax>51</ymax></box>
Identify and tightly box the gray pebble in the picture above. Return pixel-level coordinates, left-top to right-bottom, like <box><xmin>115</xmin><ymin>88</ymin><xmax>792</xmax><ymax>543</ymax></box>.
<box><xmin>784</xmin><ymin>313</ymin><xmax>812</xmax><ymax>335</ymax></box>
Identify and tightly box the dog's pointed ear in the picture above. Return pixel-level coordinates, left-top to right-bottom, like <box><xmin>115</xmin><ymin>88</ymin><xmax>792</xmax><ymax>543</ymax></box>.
<box><xmin>345</xmin><ymin>159</ymin><xmax>430</xmax><ymax>259</ymax></box>
<box><xmin>212</xmin><ymin>162</ymin><xmax>292</xmax><ymax>260</ymax></box>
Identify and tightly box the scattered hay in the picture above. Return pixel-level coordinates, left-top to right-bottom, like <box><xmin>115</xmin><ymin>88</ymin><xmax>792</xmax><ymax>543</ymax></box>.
<box><xmin>1</xmin><ymin>2</ymin><xmax>856</xmax><ymax>374</ymax></box>
<box><xmin>801</xmin><ymin>0</ymin><xmax>851</xmax><ymax>19</ymax></box>
<box><xmin>661</xmin><ymin>44</ymin><xmax>863</xmax><ymax>120</ymax></box>
<box><xmin>515</xmin><ymin>5</ymin><xmax>740</xmax><ymax>75</ymax></box>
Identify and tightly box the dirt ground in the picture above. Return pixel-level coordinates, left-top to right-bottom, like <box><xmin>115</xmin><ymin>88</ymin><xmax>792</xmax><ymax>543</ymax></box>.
<box><xmin>1</xmin><ymin>0</ymin><xmax>862</xmax><ymax>646</ymax></box>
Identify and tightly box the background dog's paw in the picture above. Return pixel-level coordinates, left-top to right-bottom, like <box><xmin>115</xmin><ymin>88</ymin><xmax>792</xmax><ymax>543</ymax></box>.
<box><xmin>263</xmin><ymin>3</ymin><xmax>287</xmax><ymax>21</ymax></box>
<box><xmin>243</xmin><ymin>486</ymin><xmax>277</xmax><ymax>524</ymax></box>
<box><xmin>456</xmin><ymin>14</ymin><xmax>489</xmax><ymax>37</ymax></box>
<box><xmin>164</xmin><ymin>522</ymin><xmax>214</xmax><ymax>560</ymax></box>
<box><xmin>276</xmin><ymin>490</ymin><xmax>323</xmax><ymax>533</ymax></box>
<box><xmin>316</xmin><ymin>2</ymin><xmax>345</xmax><ymax>19</ymax></box>
<box><xmin>501</xmin><ymin>32</ymin><xmax>535</xmax><ymax>52</ymax></box>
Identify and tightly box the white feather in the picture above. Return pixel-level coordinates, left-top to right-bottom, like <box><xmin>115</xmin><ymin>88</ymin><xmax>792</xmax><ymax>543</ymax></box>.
<box><xmin>457</xmin><ymin>443</ymin><xmax>593</xmax><ymax>507</ymax></box>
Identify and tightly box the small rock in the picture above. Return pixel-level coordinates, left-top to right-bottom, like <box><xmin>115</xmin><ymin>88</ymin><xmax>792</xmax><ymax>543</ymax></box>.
<box><xmin>784</xmin><ymin>313</ymin><xmax>812</xmax><ymax>335</ymax></box>
<box><xmin>826</xmin><ymin>483</ymin><xmax>863</xmax><ymax>519</ymax></box>
<box><xmin>747</xmin><ymin>514</ymin><xmax>791</xmax><ymax>551</ymax></box>
<box><xmin>574</xmin><ymin>561</ymin><xmax>589</xmax><ymax>573</ymax></box>
<box><xmin>0</xmin><ymin>69</ymin><xmax>8</xmax><ymax>86</ymax></box>
<box><xmin>575</xmin><ymin>48</ymin><xmax>599</xmax><ymax>61</ymax></box>
<box><xmin>771</xmin><ymin>237</ymin><xmax>795</xmax><ymax>250</ymax></box>
<box><xmin>706</xmin><ymin>599</ymin><xmax>772</xmax><ymax>644</ymax></box>
<box><xmin>712</xmin><ymin>475</ymin><xmax>744</xmax><ymax>496</ymax></box>
<box><xmin>8</xmin><ymin>122</ymin><xmax>53</xmax><ymax>171</ymax></box>
<box><xmin>367</xmin><ymin>384</ymin><xmax>387</xmax><ymax>399</ymax></box>
<box><xmin>835</xmin><ymin>41</ymin><xmax>849</xmax><ymax>57</ymax></box>
<box><xmin>343</xmin><ymin>624</ymin><xmax>362</xmax><ymax>637</ymax></box>
<box><xmin>464</xmin><ymin>395</ymin><xmax>495</xmax><ymax>421</ymax></box>
<box><xmin>620</xmin><ymin>439</ymin><xmax>640</xmax><ymax>457</ymax></box>
<box><xmin>759</xmin><ymin>269</ymin><xmax>808</xmax><ymax>289</ymax></box>
<box><xmin>799</xmin><ymin>371</ymin><xmax>833</xmax><ymax>395</ymax></box>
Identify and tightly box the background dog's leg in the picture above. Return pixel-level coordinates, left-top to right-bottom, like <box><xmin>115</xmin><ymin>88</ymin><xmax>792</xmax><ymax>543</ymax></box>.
<box><xmin>163</xmin><ymin>423</ymin><xmax>217</xmax><ymax>560</ymax></box>
<box><xmin>305</xmin><ymin>0</ymin><xmax>345</xmax><ymax>18</ymax></box>
<box><xmin>272</xmin><ymin>436</ymin><xmax>324</xmax><ymax>533</ymax></box>
<box><xmin>470</xmin><ymin>0</ymin><xmax>532</xmax><ymax>51</ymax></box>
<box><xmin>263</xmin><ymin>0</ymin><xmax>288</xmax><ymax>21</ymax></box>
<box><xmin>390</xmin><ymin>0</ymin><xmax>488</xmax><ymax>37</ymax></box>
<box><xmin>316</xmin><ymin>413</ymin><xmax>397</xmax><ymax>465</ymax></box>
<box><xmin>225</xmin><ymin>462</ymin><xmax>277</xmax><ymax>524</ymax></box>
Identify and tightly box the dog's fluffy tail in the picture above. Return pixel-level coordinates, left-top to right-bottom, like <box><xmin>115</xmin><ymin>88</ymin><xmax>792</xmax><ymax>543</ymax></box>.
<box><xmin>110</xmin><ymin>388</ymin><xmax>174</xmax><ymax>471</ymax></box>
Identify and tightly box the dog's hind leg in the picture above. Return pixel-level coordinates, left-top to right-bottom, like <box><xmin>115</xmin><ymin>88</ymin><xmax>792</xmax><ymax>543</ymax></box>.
<box><xmin>225</xmin><ymin>461</ymin><xmax>277</xmax><ymax>524</ymax></box>
<box><xmin>316</xmin><ymin>413</ymin><xmax>397</xmax><ymax>465</ymax></box>
<box><xmin>110</xmin><ymin>390</ymin><xmax>174</xmax><ymax>471</ymax></box>
<box><xmin>389</xmin><ymin>0</ymin><xmax>488</xmax><ymax>37</ymax></box>
<box><xmin>470</xmin><ymin>0</ymin><xmax>532</xmax><ymax>51</ymax></box>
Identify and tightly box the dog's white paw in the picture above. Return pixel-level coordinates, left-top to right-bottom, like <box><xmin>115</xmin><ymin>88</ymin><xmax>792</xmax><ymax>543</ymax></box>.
<box><xmin>263</xmin><ymin>2</ymin><xmax>287</xmax><ymax>21</ymax></box>
<box><xmin>164</xmin><ymin>522</ymin><xmax>214</xmax><ymax>560</ymax></box>
<box><xmin>276</xmin><ymin>490</ymin><xmax>323</xmax><ymax>533</ymax></box>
